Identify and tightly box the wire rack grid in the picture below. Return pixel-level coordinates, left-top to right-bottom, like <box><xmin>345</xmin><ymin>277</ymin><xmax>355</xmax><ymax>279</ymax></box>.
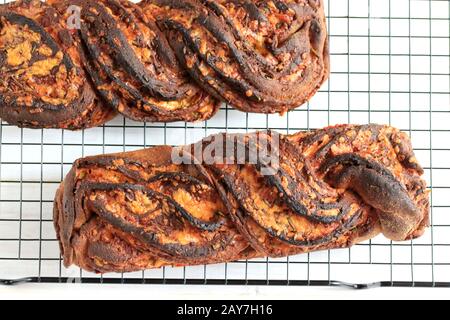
<box><xmin>0</xmin><ymin>0</ymin><xmax>449</xmax><ymax>288</ymax></box>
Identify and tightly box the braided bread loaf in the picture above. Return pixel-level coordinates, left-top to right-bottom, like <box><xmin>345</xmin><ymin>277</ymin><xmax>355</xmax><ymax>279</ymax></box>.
<box><xmin>0</xmin><ymin>0</ymin><xmax>328</xmax><ymax>129</ymax></box>
<box><xmin>54</xmin><ymin>125</ymin><xmax>429</xmax><ymax>273</ymax></box>
<box><xmin>0</xmin><ymin>0</ymin><xmax>116</xmax><ymax>129</ymax></box>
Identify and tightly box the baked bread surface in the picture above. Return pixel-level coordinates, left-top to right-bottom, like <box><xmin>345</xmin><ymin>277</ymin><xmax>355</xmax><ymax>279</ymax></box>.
<box><xmin>0</xmin><ymin>0</ymin><xmax>329</xmax><ymax>128</ymax></box>
<box><xmin>0</xmin><ymin>0</ymin><xmax>115</xmax><ymax>129</ymax></box>
<box><xmin>54</xmin><ymin>124</ymin><xmax>429</xmax><ymax>273</ymax></box>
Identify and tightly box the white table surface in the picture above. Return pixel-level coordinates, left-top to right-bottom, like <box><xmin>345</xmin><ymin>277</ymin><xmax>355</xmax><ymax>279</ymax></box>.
<box><xmin>1</xmin><ymin>284</ymin><xmax>449</xmax><ymax>300</ymax></box>
<box><xmin>1</xmin><ymin>0</ymin><xmax>449</xmax><ymax>299</ymax></box>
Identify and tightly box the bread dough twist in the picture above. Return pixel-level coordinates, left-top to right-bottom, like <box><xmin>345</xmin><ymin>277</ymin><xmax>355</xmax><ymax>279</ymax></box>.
<box><xmin>54</xmin><ymin>124</ymin><xmax>429</xmax><ymax>273</ymax></box>
<box><xmin>0</xmin><ymin>0</ymin><xmax>328</xmax><ymax>128</ymax></box>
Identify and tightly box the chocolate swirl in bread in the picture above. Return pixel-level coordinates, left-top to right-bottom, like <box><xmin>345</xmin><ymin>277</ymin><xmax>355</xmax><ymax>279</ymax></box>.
<box><xmin>0</xmin><ymin>0</ymin><xmax>115</xmax><ymax>129</ymax></box>
<box><xmin>1</xmin><ymin>0</ymin><xmax>328</xmax><ymax>128</ymax></box>
<box><xmin>59</xmin><ymin>0</ymin><xmax>220</xmax><ymax>122</ymax></box>
<box><xmin>141</xmin><ymin>0</ymin><xmax>329</xmax><ymax>114</ymax></box>
<box><xmin>54</xmin><ymin>124</ymin><xmax>429</xmax><ymax>273</ymax></box>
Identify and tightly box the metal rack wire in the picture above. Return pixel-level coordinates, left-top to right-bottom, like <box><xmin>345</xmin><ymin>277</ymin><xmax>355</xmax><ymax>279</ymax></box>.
<box><xmin>0</xmin><ymin>0</ymin><xmax>449</xmax><ymax>288</ymax></box>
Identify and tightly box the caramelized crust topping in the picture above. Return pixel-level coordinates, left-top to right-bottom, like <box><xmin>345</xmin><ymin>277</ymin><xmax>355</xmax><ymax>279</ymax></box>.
<box><xmin>1</xmin><ymin>0</ymin><xmax>329</xmax><ymax>128</ymax></box>
<box><xmin>55</xmin><ymin>125</ymin><xmax>429</xmax><ymax>273</ymax></box>
<box><xmin>74</xmin><ymin>0</ymin><xmax>220</xmax><ymax>122</ymax></box>
<box><xmin>0</xmin><ymin>0</ymin><xmax>115</xmax><ymax>129</ymax></box>
<box><xmin>142</xmin><ymin>0</ymin><xmax>329</xmax><ymax>113</ymax></box>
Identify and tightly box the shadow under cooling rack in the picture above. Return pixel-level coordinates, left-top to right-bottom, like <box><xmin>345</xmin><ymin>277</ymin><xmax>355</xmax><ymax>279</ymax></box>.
<box><xmin>1</xmin><ymin>0</ymin><xmax>450</xmax><ymax>287</ymax></box>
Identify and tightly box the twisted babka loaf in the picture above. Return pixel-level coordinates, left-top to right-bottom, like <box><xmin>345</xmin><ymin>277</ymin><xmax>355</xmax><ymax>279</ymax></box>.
<box><xmin>54</xmin><ymin>124</ymin><xmax>429</xmax><ymax>273</ymax></box>
<box><xmin>0</xmin><ymin>0</ymin><xmax>328</xmax><ymax>129</ymax></box>
<box><xmin>0</xmin><ymin>0</ymin><xmax>116</xmax><ymax>129</ymax></box>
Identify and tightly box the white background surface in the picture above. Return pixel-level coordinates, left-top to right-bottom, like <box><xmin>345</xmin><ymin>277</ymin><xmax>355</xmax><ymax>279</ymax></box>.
<box><xmin>1</xmin><ymin>284</ymin><xmax>450</xmax><ymax>300</ymax></box>
<box><xmin>0</xmin><ymin>0</ymin><xmax>449</xmax><ymax>299</ymax></box>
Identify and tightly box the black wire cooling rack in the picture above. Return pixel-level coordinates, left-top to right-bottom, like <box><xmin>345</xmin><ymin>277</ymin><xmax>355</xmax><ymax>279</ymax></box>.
<box><xmin>1</xmin><ymin>0</ymin><xmax>449</xmax><ymax>288</ymax></box>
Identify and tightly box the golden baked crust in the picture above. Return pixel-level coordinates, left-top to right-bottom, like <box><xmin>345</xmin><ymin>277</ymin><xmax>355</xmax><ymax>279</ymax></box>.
<box><xmin>141</xmin><ymin>0</ymin><xmax>329</xmax><ymax>114</ymax></box>
<box><xmin>54</xmin><ymin>124</ymin><xmax>429</xmax><ymax>273</ymax></box>
<box><xmin>69</xmin><ymin>0</ymin><xmax>220</xmax><ymax>122</ymax></box>
<box><xmin>1</xmin><ymin>0</ymin><xmax>329</xmax><ymax>128</ymax></box>
<box><xmin>0</xmin><ymin>0</ymin><xmax>115</xmax><ymax>129</ymax></box>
